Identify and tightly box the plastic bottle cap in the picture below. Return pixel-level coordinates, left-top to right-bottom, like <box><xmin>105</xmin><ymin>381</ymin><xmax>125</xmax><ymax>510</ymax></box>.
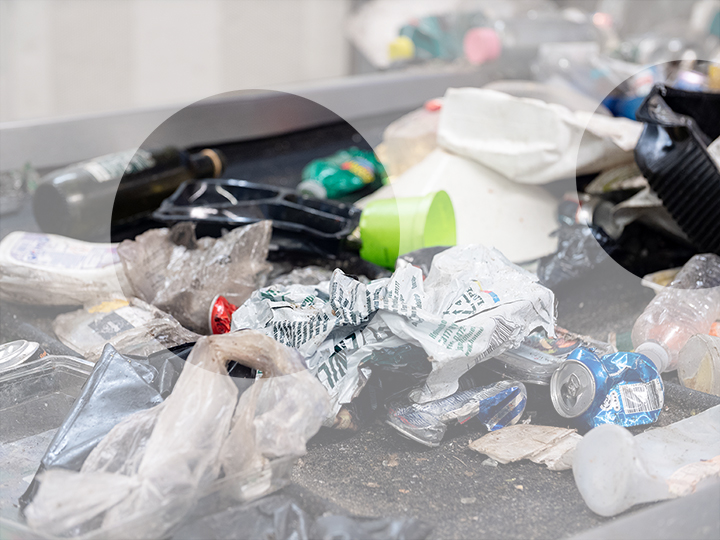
<box><xmin>297</xmin><ymin>180</ymin><xmax>328</xmax><ymax>199</ymax></box>
<box><xmin>424</xmin><ymin>98</ymin><xmax>442</xmax><ymax>112</ymax></box>
<box><xmin>389</xmin><ymin>35</ymin><xmax>415</xmax><ymax>61</ymax></box>
<box><xmin>635</xmin><ymin>342</ymin><xmax>670</xmax><ymax>373</ymax></box>
<box><xmin>463</xmin><ymin>27</ymin><xmax>502</xmax><ymax>66</ymax></box>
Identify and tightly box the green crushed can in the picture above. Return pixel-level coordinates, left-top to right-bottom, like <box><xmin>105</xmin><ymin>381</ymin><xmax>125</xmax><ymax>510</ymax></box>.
<box><xmin>298</xmin><ymin>147</ymin><xmax>386</xmax><ymax>200</ymax></box>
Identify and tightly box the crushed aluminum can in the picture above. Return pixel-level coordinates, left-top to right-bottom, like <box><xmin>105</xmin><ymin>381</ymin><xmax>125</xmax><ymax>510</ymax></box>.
<box><xmin>483</xmin><ymin>327</ymin><xmax>616</xmax><ymax>385</ymax></box>
<box><xmin>386</xmin><ymin>380</ymin><xmax>527</xmax><ymax>447</ymax></box>
<box><xmin>550</xmin><ymin>347</ymin><xmax>663</xmax><ymax>429</ymax></box>
<box><xmin>209</xmin><ymin>295</ymin><xmax>238</xmax><ymax>335</ymax></box>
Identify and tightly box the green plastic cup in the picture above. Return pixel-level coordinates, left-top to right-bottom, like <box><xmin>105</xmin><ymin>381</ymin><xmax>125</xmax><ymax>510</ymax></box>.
<box><xmin>359</xmin><ymin>190</ymin><xmax>456</xmax><ymax>269</ymax></box>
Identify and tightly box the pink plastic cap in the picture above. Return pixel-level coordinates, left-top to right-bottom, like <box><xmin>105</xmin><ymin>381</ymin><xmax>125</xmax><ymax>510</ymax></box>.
<box><xmin>424</xmin><ymin>98</ymin><xmax>442</xmax><ymax>112</ymax></box>
<box><xmin>463</xmin><ymin>27</ymin><xmax>502</xmax><ymax>65</ymax></box>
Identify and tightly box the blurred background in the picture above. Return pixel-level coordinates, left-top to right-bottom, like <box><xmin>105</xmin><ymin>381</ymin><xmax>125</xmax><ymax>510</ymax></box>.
<box><xmin>1</xmin><ymin>0</ymin><xmax>718</xmax><ymax>123</ymax></box>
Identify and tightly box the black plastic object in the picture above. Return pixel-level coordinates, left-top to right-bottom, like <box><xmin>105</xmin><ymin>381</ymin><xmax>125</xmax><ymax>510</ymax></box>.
<box><xmin>635</xmin><ymin>84</ymin><xmax>720</xmax><ymax>254</ymax></box>
<box><xmin>153</xmin><ymin>178</ymin><xmax>361</xmax><ymax>255</ymax></box>
<box><xmin>33</xmin><ymin>147</ymin><xmax>225</xmax><ymax>240</ymax></box>
<box><xmin>537</xmin><ymin>224</ymin><xmax>612</xmax><ymax>288</ymax></box>
<box><xmin>173</xmin><ymin>485</ymin><xmax>432</xmax><ymax>540</ymax></box>
<box><xmin>19</xmin><ymin>343</ymin><xmax>191</xmax><ymax>508</ymax></box>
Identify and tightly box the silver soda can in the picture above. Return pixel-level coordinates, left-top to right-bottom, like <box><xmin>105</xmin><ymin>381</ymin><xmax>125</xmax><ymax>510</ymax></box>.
<box><xmin>550</xmin><ymin>353</ymin><xmax>608</xmax><ymax>418</ymax></box>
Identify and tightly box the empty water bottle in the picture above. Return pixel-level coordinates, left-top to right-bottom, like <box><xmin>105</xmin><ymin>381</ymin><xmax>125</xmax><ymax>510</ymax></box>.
<box><xmin>632</xmin><ymin>253</ymin><xmax>720</xmax><ymax>372</ymax></box>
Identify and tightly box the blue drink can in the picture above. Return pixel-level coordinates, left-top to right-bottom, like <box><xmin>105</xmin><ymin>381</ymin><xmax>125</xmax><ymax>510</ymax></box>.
<box><xmin>550</xmin><ymin>348</ymin><xmax>663</xmax><ymax>428</ymax></box>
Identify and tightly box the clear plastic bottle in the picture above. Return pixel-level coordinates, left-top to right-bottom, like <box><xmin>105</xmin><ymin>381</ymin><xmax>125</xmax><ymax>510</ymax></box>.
<box><xmin>632</xmin><ymin>253</ymin><xmax>720</xmax><ymax>372</ymax></box>
<box><xmin>572</xmin><ymin>404</ymin><xmax>720</xmax><ymax>516</ymax></box>
<box><xmin>377</xmin><ymin>98</ymin><xmax>442</xmax><ymax>178</ymax></box>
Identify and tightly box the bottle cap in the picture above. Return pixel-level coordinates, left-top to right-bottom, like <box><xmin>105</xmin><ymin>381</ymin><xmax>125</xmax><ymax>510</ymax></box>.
<box><xmin>297</xmin><ymin>180</ymin><xmax>328</xmax><ymax>199</ymax></box>
<box><xmin>424</xmin><ymin>98</ymin><xmax>442</xmax><ymax>112</ymax></box>
<box><xmin>463</xmin><ymin>27</ymin><xmax>502</xmax><ymax>65</ymax></box>
<box><xmin>389</xmin><ymin>36</ymin><xmax>415</xmax><ymax>61</ymax></box>
<box><xmin>635</xmin><ymin>341</ymin><xmax>670</xmax><ymax>373</ymax></box>
<box><xmin>199</xmin><ymin>149</ymin><xmax>225</xmax><ymax>177</ymax></box>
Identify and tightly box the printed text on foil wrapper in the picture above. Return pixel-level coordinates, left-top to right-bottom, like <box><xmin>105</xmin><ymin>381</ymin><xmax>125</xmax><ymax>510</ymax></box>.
<box><xmin>232</xmin><ymin>244</ymin><xmax>555</xmax><ymax>422</ymax></box>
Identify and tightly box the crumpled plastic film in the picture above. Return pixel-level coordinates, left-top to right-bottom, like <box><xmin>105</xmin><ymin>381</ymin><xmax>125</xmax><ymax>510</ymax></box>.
<box><xmin>233</xmin><ymin>244</ymin><xmax>555</xmax><ymax>413</ymax></box>
<box><xmin>24</xmin><ymin>331</ymin><xmax>330</xmax><ymax>539</ymax></box>
<box><xmin>52</xmin><ymin>297</ymin><xmax>200</xmax><ymax>361</ymax></box>
<box><xmin>118</xmin><ymin>221</ymin><xmax>272</xmax><ymax>333</ymax></box>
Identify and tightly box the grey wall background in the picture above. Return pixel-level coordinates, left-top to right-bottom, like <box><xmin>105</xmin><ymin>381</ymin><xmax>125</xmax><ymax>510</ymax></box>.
<box><xmin>0</xmin><ymin>0</ymin><xmax>352</xmax><ymax>122</ymax></box>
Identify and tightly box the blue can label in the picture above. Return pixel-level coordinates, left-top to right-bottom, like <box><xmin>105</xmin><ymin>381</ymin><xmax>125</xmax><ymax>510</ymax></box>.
<box><xmin>572</xmin><ymin>348</ymin><xmax>664</xmax><ymax>428</ymax></box>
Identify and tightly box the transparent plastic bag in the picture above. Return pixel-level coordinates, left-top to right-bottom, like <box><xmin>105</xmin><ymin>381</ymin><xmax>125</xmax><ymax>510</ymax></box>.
<box><xmin>118</xmin><ymin>221</ymin><xmax>272</xmax><ymax>334</ymax></box>
<box><xmin>269</xmin><ymin>265</ymin><xmax>334</xmax><ymax>287</ymax></box>
<box><xmin>52</xmin><ymin>298</ymin><xmax>200</xmax><ymax>361</ymax></box>
<box><xmin>25</xmin><ymin>331</ymin><xmax>330</xmax><ymax>539</ymax></box>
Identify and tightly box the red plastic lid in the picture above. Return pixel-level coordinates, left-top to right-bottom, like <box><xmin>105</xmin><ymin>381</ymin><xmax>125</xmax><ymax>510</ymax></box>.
<box><xmin>463</xmin><ymin>27</ymin><xmax>502</xmax><ymax>66</ymax></box>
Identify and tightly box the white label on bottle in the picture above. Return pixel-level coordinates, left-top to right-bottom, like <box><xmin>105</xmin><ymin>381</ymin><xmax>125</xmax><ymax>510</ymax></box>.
<box><xmin>81</xmin><ymin>149</ymin><xmax>155</xmax><ymax>182</ymax></box>
<box><xmin>9</xmin><ymin>233</ymin><xmax>119</xmax><ymax>270</ymax></box>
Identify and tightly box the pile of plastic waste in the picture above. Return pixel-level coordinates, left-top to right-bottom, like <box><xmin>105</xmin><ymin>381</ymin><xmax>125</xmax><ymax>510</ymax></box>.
<box><xmin>2</xmin><ymin>5</ymin><xmax>720</xmax><ymax>536</ymax></box>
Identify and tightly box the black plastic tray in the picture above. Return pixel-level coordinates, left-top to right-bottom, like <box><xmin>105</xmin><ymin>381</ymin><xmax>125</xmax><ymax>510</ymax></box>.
<box><xmin>153</xmin><ymin>178</ymin><xmax>361</xmax><ymax>255</ymax></box>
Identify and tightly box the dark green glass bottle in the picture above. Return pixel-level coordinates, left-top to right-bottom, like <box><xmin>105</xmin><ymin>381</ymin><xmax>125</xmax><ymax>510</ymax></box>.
<box><xmin>33</xmin><ymin>147</ymin><xmax>224</xmax><ymax>240</ymax></box>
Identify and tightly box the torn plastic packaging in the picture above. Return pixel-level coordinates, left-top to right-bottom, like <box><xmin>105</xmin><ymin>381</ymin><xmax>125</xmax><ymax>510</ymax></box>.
<box><xmin>536</xmin><ymin>222</ymin><xmax>613</xmax><ymax>289</ymax></box>
<box><xmin>53</xmin><ymin>298</ymin><xmax>201</xmax><ymax>361</ymax></box>
<box><xmin>117</xmin><ymin>220</ymin><xmax>272</xmax><ymax>334</ymax></box>
<box><xmin>23</xmin><ymin>331</ymin><xmax>329</xmax><ymax>539</ymax></box>
<box><xmin>233</xmin><ymin>244</ymin><xmax>555</xmax><ymax>417</ymax></box>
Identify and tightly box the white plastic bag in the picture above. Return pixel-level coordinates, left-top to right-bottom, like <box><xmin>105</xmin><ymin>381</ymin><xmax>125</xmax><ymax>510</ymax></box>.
<box><xmin>437</xmin><ymin>87</ymin><xmax>643</xmax><ymax>184</ymax></box>
<box><xmin>25</xmin><ymin>331</ymin><xmax>329</xmax><ymax>539</ymax></box>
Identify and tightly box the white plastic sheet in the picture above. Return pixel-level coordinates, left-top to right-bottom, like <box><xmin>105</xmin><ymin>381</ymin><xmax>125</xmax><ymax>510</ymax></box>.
<box><xmin>437</xmin><ymin>87</ymin><xmax>643</xmax><ymax>184</ymax></box>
